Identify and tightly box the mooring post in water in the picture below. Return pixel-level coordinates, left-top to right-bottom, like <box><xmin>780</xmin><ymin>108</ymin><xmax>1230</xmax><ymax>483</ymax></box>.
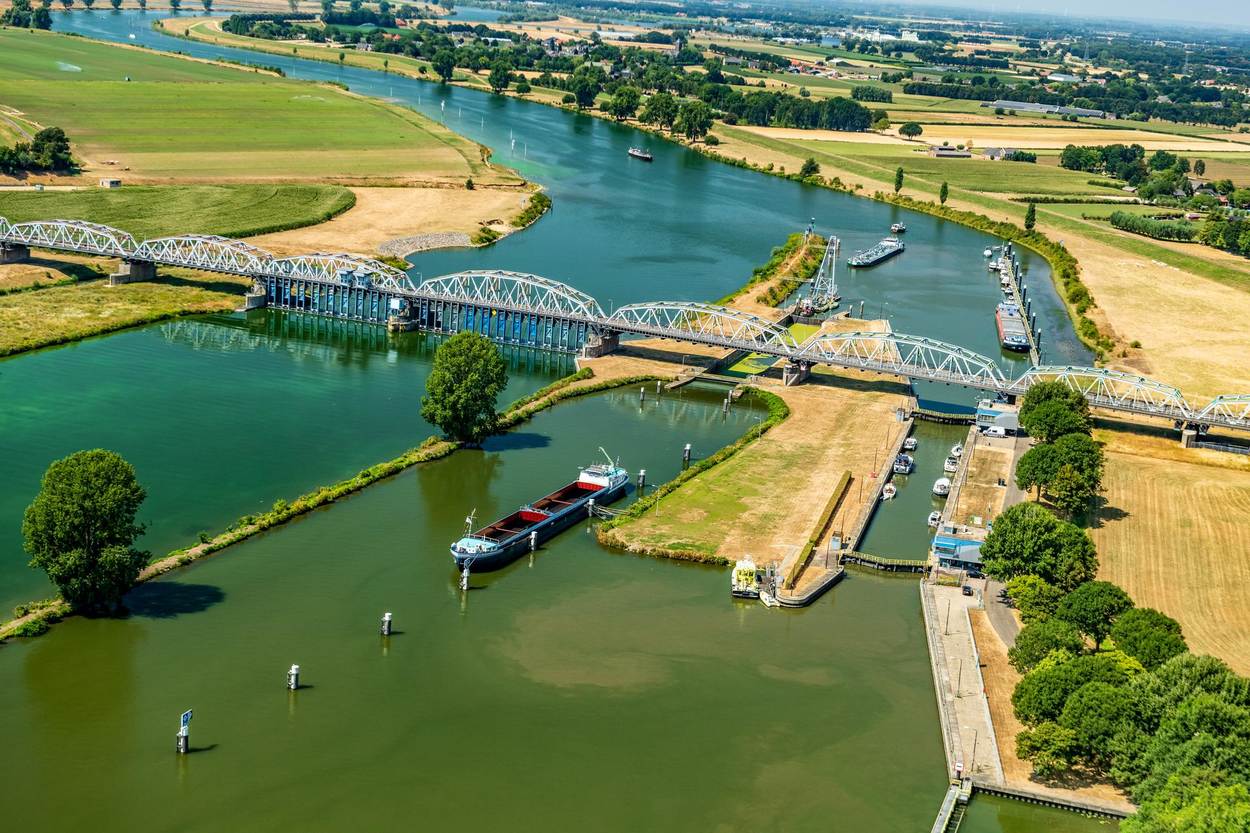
<box><xmin>381</xmin><ymin>612</ymin><xmax>393</xmax><ymax>636</ymax></box>
<box><xmin>722</xmin><ymin>396</ymin><xmax>730</xmax><ymax>414</ymax></box>
<box><xmin>637</xmin><ymin>469</ymin><xmax>646</xmax><ymax>494</ymax></box>
<box><xmin>176</xmin><ymin>709</ymin><xmax>192</xmax><ymax>755</ymax></box>
<box><xmin>287</xmin><ymin>664</ymin><xmax>301</xmax><ymax>691</ymax></box>
<box><xmin>640</xmin><ymin>386</ymin><xmax>646</xmax><ymax>406</ymax></box>
<box><xmin>682</xmin><ymin>443</ymin><xmax>692</xmax><ymax>468</ymax></box>
<box><xmin>655</xmin><ymin>380</ymin><xmax>661</xmax><ymax>395</ymax></box>
<box><xmin>587</xmin><ymin>498</ymin><xmax>596</xmax><ymax>519</ymax></box>
<box><xmin>459</xmin><ymin>565</ymin><xmax>470</xmax><ymax>592</ymax></box>
<box><xmin>529</xmin><ymin>530</ymin><xmax>538</xmax><ymax>552</ymax></box>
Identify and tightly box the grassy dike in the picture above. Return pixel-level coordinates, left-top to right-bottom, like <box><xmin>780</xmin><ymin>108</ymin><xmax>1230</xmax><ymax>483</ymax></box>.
<box><xmin>713</xmin><ymin>232</ymin><xmax>823</xmax><ymax>307</ymax></box>
<box><xmin>0</xmin><ymin>367</ymin><xmax>668</xmax><ymax>643</ymax></box>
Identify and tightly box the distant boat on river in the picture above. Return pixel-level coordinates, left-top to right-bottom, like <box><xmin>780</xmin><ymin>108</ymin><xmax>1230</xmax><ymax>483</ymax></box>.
<box><xmin>848</xmin><ymin>237</ymin><xmax>905</xmax><ymax>268</ymax></box>
<box><xmin>627</xmin><ymin>147</ymin><xmax>653</xmax><ymax>161</ymax></box>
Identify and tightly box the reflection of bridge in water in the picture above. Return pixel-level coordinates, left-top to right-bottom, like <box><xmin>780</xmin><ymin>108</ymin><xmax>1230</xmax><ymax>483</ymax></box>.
<box><xmin>4</xmin><ymin>216</ymin><xmax>1248</xmax><ymax>434</ymax></box>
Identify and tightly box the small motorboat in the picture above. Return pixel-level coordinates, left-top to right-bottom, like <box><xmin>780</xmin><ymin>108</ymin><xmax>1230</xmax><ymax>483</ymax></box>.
<box><xmin>927</xmin><ymin>511</ymin><xmax>942</xmax><ymax>528</ymax></box>
<box><xmin>627</xmin><ymin>147</ymin><xmax>653</xmax><ymax>161</ymax></box>
<box><xmin>759</xmin><ymin>590</ymin><xmax>781</xmax><ymax>608</ymax></box>
<box><xmin>882</xmin><ymin>483</ymin><xmax>898</xmax><ymax>500</ymax></box>
<box><xmin>987</xmin><ymin>262</ymin><xmax>1000</xmax><ymax>273</ymax></box>
<box><xmin>902</xmin><ymin>436</ymin><xmax>918</xmax><ymax>451</ymax></box>
<box><xmin>932</xmin><ymin>477</ymin><xmax>952</xmax><ymax>497</ymax></box>
<box><xmin>950</xmin><ymin>443</ymin><xmax>964</xmax><ymax>458</ymax></box>
<box><xmin>983</xmin><ymin>247</ymin><xmax>994</xmax><ymax>258</ymax></box>
<box><xmin>893</xmin><ymin>453</ymin><xmax>915</xmax><ymax>474</ymax></box>
<box><xmin>891</xmin><ymin>222</ymin><xmax>907</xmax><ymax>233</ymax></box>
<box><xmin>943</xmin><ymin>456</ymin><xmax>960</xmax><ymax>474</ymax></box>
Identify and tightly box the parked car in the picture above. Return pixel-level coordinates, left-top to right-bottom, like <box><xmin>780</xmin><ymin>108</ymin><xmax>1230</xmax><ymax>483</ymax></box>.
<box><xmin>984</xmin><ymin>426</ymin><xmax>1009</xmax><ymax>438</ymax></box>
<box><xmin>961</xmin><ymin>585</ymin><xmax>974</xmax><ymax>597</ymax></box>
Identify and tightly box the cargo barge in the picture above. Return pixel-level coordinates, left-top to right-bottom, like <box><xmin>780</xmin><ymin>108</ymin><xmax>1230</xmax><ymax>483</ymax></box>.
<box><xmin>451</xmin><ymin>457</ymin><xmax>629</xmax><ymax>571</ymax></box>
<box><xmin>847</xmin><ymin>237</ymin><xmax>904</xmax><ymax>268</ymax></box>
<box><xmin>995</xmin><ymin>302</ymin><xmax>1031</xmax><ymax>352</ymax></box>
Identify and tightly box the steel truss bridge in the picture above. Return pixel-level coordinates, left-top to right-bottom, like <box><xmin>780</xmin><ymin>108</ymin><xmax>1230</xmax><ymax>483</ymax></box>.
<box><xmin>4</xmin><ymin>216</ymin><xmax>1249</xmax><ymax>433</ymax></box>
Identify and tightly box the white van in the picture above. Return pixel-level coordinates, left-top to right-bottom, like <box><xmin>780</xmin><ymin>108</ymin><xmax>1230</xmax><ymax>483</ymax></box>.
<box><xmin>984</xmin><ymin>426</ymin><xmax>1009</xmax><ymax>438</ymax></box>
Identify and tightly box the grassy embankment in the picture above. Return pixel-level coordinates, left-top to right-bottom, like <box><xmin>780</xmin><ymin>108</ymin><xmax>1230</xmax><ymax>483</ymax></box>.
<box><xmin>0</xmin><ymin>366</ymin><xmax>666</xmax><ymax>641</ymax></box>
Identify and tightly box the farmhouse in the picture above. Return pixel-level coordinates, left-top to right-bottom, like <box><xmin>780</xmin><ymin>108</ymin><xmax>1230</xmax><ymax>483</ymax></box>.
<box><xmin>930</xmin><ymin>146</ymin><xmax>972</xmax><ymax>158</ymax></box>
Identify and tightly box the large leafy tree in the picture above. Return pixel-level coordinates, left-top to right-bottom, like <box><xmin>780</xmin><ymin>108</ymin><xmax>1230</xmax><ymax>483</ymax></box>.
<box><xmin>1111</xmin><ymin>607</ymin><xmax>1187</xmax><ymax>670</ymax></box>
<box><xmin>568</xmin><ymin>70</ymin><xmax>602</xmax><ymax>110</ymax></box>
<box><xmin>1060</xmin><ymin>681</ymin><xmax>1131</xmax><ymax>766</ymax></box>
<box><xmin>1006</xmin><ymin>574</ymin><xmax>1064</xmax><ymax>623</ymax></box>
<box><xmin>1009</xmin><ymin>617</ymin><xmax>1085</xmax><ymax>672</ymax></box>
<box><xmin>23</xmin><ymin>450</ymin><xmax>148</xmax><ymax>614</ymax></box>
<box><xmin>674</xmin><ymin>100</ymin><xmax>713</xmax><ymax>141</ymax></box>
<box><xmin>1125</xmin><ymin>771</ymin><xmax>1250</xmax><ymax>833</ymax></box>
<box><xmin>607</xmin><ymin>85</ymin><xmax>641</xmax><ymax>121</ymax></box>
<box><xmin>1016</xmin><ymin>721</ymin><xmax>1079</xmax><ymax>779</ymax></box>
<box><xmin>639</xmin><ymin>91</ymin><xmax>677</xmax><ymax>131</ymax></box>
<box><xmin>980</xmin><ymin>502</ymin><xmax>1098</xmax><ymax>590</ymax></box>
<box><xmin>420</xmin><ymin>332</ymin><xmax>509</xmax><ymax>444</ymax></box>
<box><xmin>1131</xmin><ymin>694</ymin><xmax>1250</xmax><ymax>805</ymax></box>
<box><xmin>487</xmin><ymin>60</ymin><xmax>511</xmax><ymax>93</ymax></box>
<box><xmin>1020</xmin><ymin>380</ymin><xmax>1091</xmax><ymax>441</ymax></box>
<box><xmin>1012</xmin><ymin>652</ymin><xmax>1129</xmax><ymax>725</ymax></box>
<box><xmin>1015</xmin><ymin>443</ymin><xmax>1060</xmax><ymax>498</ymax></box>
<box><xmin>432</xmin><ymin>49</ymin><xmax>455</xmax><ymax>83</ymax></box>
<box><xmin>1057</xmin><ymin>580</ymin><xmax>1134</xmax><ymax>646</ymax></box>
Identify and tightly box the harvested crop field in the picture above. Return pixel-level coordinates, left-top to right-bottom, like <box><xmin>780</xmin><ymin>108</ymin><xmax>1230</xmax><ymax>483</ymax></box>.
<box><xmin>1091</xmin><ymin>430</ymin><xmax>1250</xmax><ymax>674</ymax></box>
<box><xmin>902</xmin><ymin>124</ymin><xmax>1249</xmax><ymax>152</ymax></box>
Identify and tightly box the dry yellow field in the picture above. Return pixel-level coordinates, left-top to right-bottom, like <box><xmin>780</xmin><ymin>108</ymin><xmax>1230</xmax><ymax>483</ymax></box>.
<box><xmin>900</xmin><ymin>124</ymin><xmax>1249</xmax><ymax>152</ymax></box>
<box><xmin>1092</xmin><ymin>430</ymin><xmax>1250</xmax><ymax>674</ymax></box>
<box><xmin>736</xmin><ymin>125</ymin><xmax>912</xmax><ymax>145</ymax></box>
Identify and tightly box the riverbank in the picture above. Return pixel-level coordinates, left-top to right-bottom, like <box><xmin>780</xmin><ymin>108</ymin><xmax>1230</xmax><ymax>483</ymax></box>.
<box><xmin>0</xmin><ymin>365</ymin><xmax>665</xmax><ymax>643</ymax></box>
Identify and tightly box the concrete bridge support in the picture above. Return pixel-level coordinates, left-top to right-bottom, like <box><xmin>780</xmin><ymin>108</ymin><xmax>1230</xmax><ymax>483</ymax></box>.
<box><xmin>244</xmin><ymin>282</ymin><xmax>268</xmax><ymax>311</ymax></box>
<box><xmin>0</xmin><ymin>243</ymin><xmax>30</xmax><ymax>264</ymax></box>
<box><xmin>783</xmin><ymin>360</ymin><xmax>811</xmax><ymax>386</ymax></box>
<box><xmin>108</xmin><ymin>259</ymin><xmax>157</xmax><ymax>286</ymax></box>
<box><xmin>582</xmin><ymin>330</ymin><xmax>619</xmax><ymax>358</ymax></box>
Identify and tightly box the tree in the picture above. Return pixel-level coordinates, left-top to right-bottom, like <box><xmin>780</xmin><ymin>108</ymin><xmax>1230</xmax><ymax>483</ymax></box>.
<box><xmin>59</xmin><ymin>0</ymin><xmax>72</xmax><ymax>8</ymax></box>
<box><xmin>980</xmin><ymin>502</ymin><xmax>1098</xmax><ymax>590</ymax></box>
<box><xmin>1060</xmin><ymin>681</ymin><xmax>1131</xmax><ymax>766</ymax></box>
<box><xmin>898</xmin><ymin>121</ymin><xmax>923</xmax><ymax>138</ymax></box>
<box><xmin>1012</xmin><ymin>652</ymin><xmax>1129</xmax><ymax>725</ymax></box>
<box><xmin>432</xmin><ymin>49</ymin><xmax>455</xmax><ymax>83</ymax></box>
<box><xmin>487</xmin><ymin>60</ymin><xmax>511</xmax><ymax>93</ymax></box>
<box><xmin>640</xmin><ymin>91</ymin><xmax>677</xmax><ymax>131</ymax></box>
<box><xmin>1</xmin><ymin>0</ymin><xmax>52</xmax><ymax>27</ymax></box>
<box><xmin>169</xmin><ymin>0</ymin><xmax>180</xmax><ymax>9</ymax></box>
<box><xmin>939</xmin><ymin>181</ymin><xmax>949</xmax><ymax>205</ymax></box>
<box><xmin>420</xmin><ymin>332</ymin><xmax>508</xmax><ymax>444</ymax></box>
<box><xmin>1132</xmin><ymin>694</ymin><xmax>1250</xmax><ymax>805</ymax></box>
<box><xmin>1125</xmin><ymin>773</ymin><xmax>1250</xmax><ymax>833</ymax></box>
<box><xmin>1049</xmin><ymin>463</ymin><xmax>1094</xmax><ymax>518</ymax></box>
<box><xmin>1020</xmin><ymin>398</ymin><xmax>1091</xmax><ymax>443</ymax></box>
<box><xmin>109</xmin><ymin>0</ymin><xmax>120</xmax><ymax>7</ymax></box>
<box><xmin>1194</xmin><ymin>159</ymin><xmax>1206</xmax><ymax>177</ymax></box>
<box><xmin>1017</xmin><ymin>721</ymin><xmax>1079</xmax><ymax>778</ymax></box>
<box><xmin>1111</xmin><ymin>608</ymin><xmax>1187</xmax><ymax>670</ymax></box>
<box><xmin>202</xmin><ymin>0</ymin><xmax>213</xmax><ymax>10</ymax></box>
<box><xmin>82</xmin><ymin>0</ymin><xmax>95</xmax><ymax>8</ymax></box>
<box><xmin>568</xmin><ymin>71</ymin><xmax>602</xmax><ymax>111</ymax></box>
<box><xmin>893</xmin><ymin>166</ymin><xmax>904</xmax><ymax>194</ymax></box>
<box><xmin>607</xmin><ymin>85</ymin><xmax>641</xmax><ymax>121</ymax></box>
<box><xmin>288</xmin><ymin>0</ymin><xmax>298</xmax><ymax>11</ymax></box>
<box><xmin>1006</xmin><ymin>574</ymin><xmax>1064</xmax><ymax>623</ymax></box>
<box><xmin>1025</xmin><ymin>201</ymin><xmax>1037</xmax><ymax>231</ymax></box>
<box><xmin>1053</xmin><ymin>432</ymin><xmax>1104</xmax><ymax>486</ymax></box>
<box><xmin>1010</xmin><ymin>617</ymin><xmax>1085</xmax><ymax>672</ymax></box>
<box><xmin>799</xmin><ymin>157</ymin><xmax>820</xmax><ymax>178</ymax></box>
<box><xmin>22</xmin><ymin>450</ymin><xmax>148</xmax><ymax>615</ymax></box>
<box><xmin>1015</xmin><ymin>443</ymin><xmax>1060</xmax><ymax>499</ymax></box>
<box><xmin>1057</xmin><ymin>580</ymin><xmax>1134</xmax><ymax>646</ymax></box>
<box><xmin>674</xmin><ymin>100</ymin><xmax>712</xmax><ymax>141</ymax></box>
<box><xmin>137</xmin><ymin>0</ymin><xmax>146</xmax><ymax>9</ymax></box>
<box><xmin>1021</xmin><ymin>380</ymin><xmax>1090</xmax><ymax>425</ymax></box>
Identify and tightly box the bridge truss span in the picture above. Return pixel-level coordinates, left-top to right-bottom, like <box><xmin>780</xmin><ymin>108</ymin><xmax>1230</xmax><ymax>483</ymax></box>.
<box><xmin>135</xmin><ymin>235</ymin><xmax>272</xmax><ymax>275</ymax></box>
<box><xmin>1192</xmin><ymin>394</ymin><xmax>1250</xmax><ymax>430</ymax></box>
<box><xmin>606</xmin><ymin>302</ymin><xmax>798</xmax><ymax>353</ymax></box>
<box><xmin>1013</xmin><ymin>366</ymin><xmax>1191</xmax><ymax>420</ymax></box>
<box><xmin>4</xmin><ymin>219</ymin><xmax>138</xmax><ymax>257</ymax></box>
<box><xmin>416</xmin><ymin>270</ymin><xmax>605</xmax><ymax>319</ymax></box>
<box><xmin>269</xmin><ymin>253</ymin><xmax>417</xmax><ymax>293</ymax></box>
<box><xmin>798</xmin><ymin>331</ymin><xmax>1008</xmax><ymax>388</ymax></box>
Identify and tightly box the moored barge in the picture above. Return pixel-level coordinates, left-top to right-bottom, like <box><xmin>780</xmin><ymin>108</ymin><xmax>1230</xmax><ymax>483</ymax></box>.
<box><xmin>848</xmin><ymin>237</ymin><xmax>905</xmax><ymax>268</ymax></box>
<box><xmin>995</xmin><ymin>301</ymin><xmax>1031</xmax><ymax>352</ymax></box>
<box><xmin>451</xmin><ymin>459</ymin><xmax>629</xmax><ymax>571</ymax></box>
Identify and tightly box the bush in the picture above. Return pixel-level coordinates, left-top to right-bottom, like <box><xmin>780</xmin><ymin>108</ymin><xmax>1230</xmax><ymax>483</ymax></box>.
<box><xmin>1109</xmin><ymin>210</ymin><xmax>1197</xmax><ymax>242</ymax></box>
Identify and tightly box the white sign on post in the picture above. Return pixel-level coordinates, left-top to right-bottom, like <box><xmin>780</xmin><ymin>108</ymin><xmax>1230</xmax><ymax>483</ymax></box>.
<box><xmin>180</xmin><ymin>710</ymin><xmax>193</xmax><ymax>730</ymax></box>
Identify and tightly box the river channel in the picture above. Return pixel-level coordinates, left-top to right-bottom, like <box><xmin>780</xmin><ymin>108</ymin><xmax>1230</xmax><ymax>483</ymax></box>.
<box><xmin>0</xmin><ymin>11</ymin><xmax>1110</xmax><ymax>831</ymax></box>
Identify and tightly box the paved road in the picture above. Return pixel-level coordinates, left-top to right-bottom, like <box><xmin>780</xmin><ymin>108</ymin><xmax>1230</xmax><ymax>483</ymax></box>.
<box><xmin>985</xmin><ymin>579</ymin><xmax>1020</xmax><ymax>648</ymax></box>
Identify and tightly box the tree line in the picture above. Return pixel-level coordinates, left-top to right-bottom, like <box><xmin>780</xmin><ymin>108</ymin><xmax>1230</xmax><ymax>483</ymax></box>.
<box><xmin>1108</xmin><ymin>211</ymin><xmax>1198</xmax><ymax>242</ymax></box>
<box><xmin>976</xmin><ymin>381</ymin><xmax>1250</xmax><ymax>829</ymax></box>
<box><xmin>0</xmin><ymin>127</ymin><xmax>74</xmax><ymax>176</ymax></box>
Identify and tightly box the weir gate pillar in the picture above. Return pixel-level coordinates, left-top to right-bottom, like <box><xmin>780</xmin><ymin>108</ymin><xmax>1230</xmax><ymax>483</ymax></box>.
<box><xmin>108</xmin><ymin>259</ymin><xmax>157</xmax><ymax>286</ymax></box>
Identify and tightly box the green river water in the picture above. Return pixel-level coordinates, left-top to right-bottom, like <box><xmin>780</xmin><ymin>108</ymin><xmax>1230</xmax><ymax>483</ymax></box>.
<box><xmin>0</xmin><ymin>12</ymin><xmax>1115</xmax><ymax>830</ymax></box>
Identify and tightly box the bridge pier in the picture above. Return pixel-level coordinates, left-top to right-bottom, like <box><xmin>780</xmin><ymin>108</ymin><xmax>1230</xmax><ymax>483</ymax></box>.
<box><xmin>0</xmin><ymin>243</ymin><xmax>30</xmax><ymax>264</ymax></box>
<box><xmin>581</xmin><ymin>330</ymin><xmax>619</xmax><ymax>358</ymax></box>
<box><xmin>386</xmin><ymin>311</ymin><xmax>417</xmax><ymax>332</ymax></box>
<box><xmin>782</xmin><ymin>360</ymin><xmax>811</xmax><ymax>386</ymax></box>
<box><xmin>244</xmin><ymin>281</ymin><xmax>268</xmax><ymax>311</ymax></box>
<box><xmin>108</xmin><ymin>259</ymin><xmax>157</xmax><ymax>286</ymax></box>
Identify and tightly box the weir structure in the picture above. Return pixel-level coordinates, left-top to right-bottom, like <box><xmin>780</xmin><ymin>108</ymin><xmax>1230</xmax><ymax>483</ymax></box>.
<box><xmin>4</xmin><ymin>215</ymin><xmax>1250</xmax><ymax>434</ymax></box>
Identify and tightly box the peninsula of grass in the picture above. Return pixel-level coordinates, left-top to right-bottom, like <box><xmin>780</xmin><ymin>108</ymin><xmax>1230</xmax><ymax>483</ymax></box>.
<box><xmin>0</xmin><ymin>185</ymin><xmax>356</xmax><ymax>240</ymax></box>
